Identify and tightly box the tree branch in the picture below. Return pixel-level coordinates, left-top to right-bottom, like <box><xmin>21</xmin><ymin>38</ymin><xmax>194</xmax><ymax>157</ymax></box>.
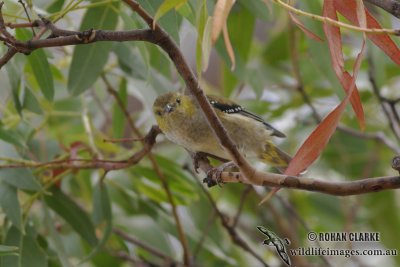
<box><xmin>0</xmin><ymin>125</ymin><xmax>161</xmax><ymax>170</ymax></box>
<box><xmin>185</xmin><ymin>165</ymin><xmax>269</xmax><ymax>267</ymax></box>
<box><xmin>368</xmin><ymin>55</ymin><xmax>400</xmax><ymax>142</ymax></box>
<box><xmin>216</xmin><ymin>171</ymin><xmax>400</xmax><ymax>196</ymax></box>
<box><xmin>113</xmin><ymin>228</ymin><xmax>179</xmax><ymax>266</ymax></box>
<box><xmin>195</xmin><ymin>156</ymin><xmax>400</xmax><ymax>196</ymax></box>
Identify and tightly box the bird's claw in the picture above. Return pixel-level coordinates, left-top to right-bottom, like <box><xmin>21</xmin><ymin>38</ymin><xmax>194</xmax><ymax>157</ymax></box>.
<box><xmin>192</xmin><ymin>152</ymin><xmax>209</xmax><ymax>174</ymax></box>
<box><xmin>203</xmin><ymin>161</ymin><xmax>236</xmax><ymax>188</ymax></box>
<box><xmin>203</xmin><ymin>176</ymin><xmax>218</xmax><ymax>187</ymax></box>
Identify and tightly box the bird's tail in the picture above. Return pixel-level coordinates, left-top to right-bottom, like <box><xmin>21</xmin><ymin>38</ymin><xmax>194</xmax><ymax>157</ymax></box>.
<box><xmin>259</xmin><ymin>141</ymin><xmax>292</xmax><ymax>173</ymax></box>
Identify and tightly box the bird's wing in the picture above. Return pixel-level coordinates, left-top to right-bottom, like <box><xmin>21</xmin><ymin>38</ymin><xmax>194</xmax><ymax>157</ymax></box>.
<box><xmin>207</xmin><ymin>95</ymin><xmax>286</xmax><ymax>138</ymax></box>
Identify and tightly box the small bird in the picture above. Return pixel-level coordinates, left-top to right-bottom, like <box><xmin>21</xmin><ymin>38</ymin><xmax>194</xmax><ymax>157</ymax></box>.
<box><xmin>153</xmin><ymin>92</ymin><xmax>291</xmax><ymax>170</ymax></box>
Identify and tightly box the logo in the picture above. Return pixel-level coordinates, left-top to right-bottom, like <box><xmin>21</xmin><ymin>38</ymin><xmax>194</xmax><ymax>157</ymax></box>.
<box><xmin>257</xmin><ymin>226</ymin><xmax>291</xmax><ymax>266</ymax></box>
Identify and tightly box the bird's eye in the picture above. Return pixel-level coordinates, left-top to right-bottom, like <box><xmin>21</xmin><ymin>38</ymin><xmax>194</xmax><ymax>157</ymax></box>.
<box><xmin>176</xmin><ymin>98</ymin><xmax>181</xmax><ymax>104</ymax></box>
<box><xmin>156</xmin><ymin>111</ymin><xmax>162</xmax><ymax>116</ymax></box>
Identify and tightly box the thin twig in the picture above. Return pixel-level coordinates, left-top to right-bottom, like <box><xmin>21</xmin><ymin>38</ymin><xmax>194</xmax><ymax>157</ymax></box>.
<box><xmin>102</xmin><ymin>75</ymin><xmax>191</xmax><ymax>266</ymax></box>
<box><xmin>0</xmin><ymin>47</ymin><xmax>17</xmax><ymax>67</ymax></box>
<box><xmin>232</xmin><ymin>185</ymin><xmax>252</xmax><ymax>228</ymax></box>
<box><xmin>192</xmin><ymin>209</ymin><xmax>217</xmax><ymax>260</ymax></box>
<box><xmin>274</xmin><ymin>194</ymin><xmax>333</xmax><ymax>266</ymax></box>
<box><xmin>113</xmin><ymin>228</ymin><xmax>178</xmax><ymax>265</ymax></box>
<box><xmin>0</xmin><ymin>2</ymin><xmax>16</xmax><ymax>41</ymax></box>
<box><xmin>186</xmin><ymin>166</ymin><xmax>269</xmax><ymax>267</ymax></box>
<box><xmin>289</xmin><ymin>21</ymin><xmax>321</xmax><ymax>122</ymax></box>
<box><xmin>337</xmin><ymin>126</ymin><xmax>400</xmax><ymax>154</ymax></box>
<box><xmin>0</xmin><ymin>126</ymin><xmax>161</xmax><ymax>170</ymax></box>
<box><xmin>113</xmin><ymin>251</ymin><xmax>157</xmax><ymax>267</ymax></box>
<box><xmin>269</xmin><ymin>0</ymin><xmax>400</xmax><ymax>35</ymax></box>
<box><xmin>17</xmin><ymin>0</ymin><xmax>35</xmax><ymax>35</ymax></box>
<box><xmin>368</xmin><ymin>55</ymin><xmax>400</xmax><ymax>142</ymax></box>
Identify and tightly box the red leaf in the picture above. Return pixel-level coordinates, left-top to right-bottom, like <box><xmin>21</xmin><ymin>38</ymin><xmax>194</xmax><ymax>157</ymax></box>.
<box><xmin>285</xmin><ymin>94</ymin><xmax>348</xmax><ymax>175</ymax></box>
<box><xmin>335</xmin><ymin>0</ymin><xmax>400</xmax><ymax>65</ymax></box>
<box><xmin>323</xmin><ymin>0</ymin><xmax>343</xmax><ymax>74</ymax></box>
<box><xmin>289</xmin><ymin>13</ymin><xmax>324</xmax><ymax>42</ymax></box>
<box><xmin>340</xmin><ymin>72</ymin><xmax>365</xmax><ymax>130</ymax></box>
<box><xmin>285</xmin><ymin>0</ymin><xmax>367</xmax><ymax>176</ymax></box>
<box><xmin>285</xmin><ymin>44</ymin><xmax>365</xmax><ymax>175</ymax></box>
<box><xmin>323</xmin><ymin>0</ymin><xmax>365</xmax><ymax>130</ymax></box>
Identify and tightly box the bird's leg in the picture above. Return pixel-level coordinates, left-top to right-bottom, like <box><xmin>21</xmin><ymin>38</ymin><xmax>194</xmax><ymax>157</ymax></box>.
<box><xmin>191</xmin><ymin>151</ymin><xmax>210</xmax><ymax>174</ymax></box>
<box><xmin>204</xmin><ymin>161</ymin><xmax>237</xmax><ymax>187</ymax></box>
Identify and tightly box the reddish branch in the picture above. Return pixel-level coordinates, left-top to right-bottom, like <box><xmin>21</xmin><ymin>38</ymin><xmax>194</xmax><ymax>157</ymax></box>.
<box><xmin>1</xmin><ymin>125</ymin><xmax>161</xmax><ymax>170</ymax></box>
<box><xmin>218</xmin><ymin>171</ymin><xmax>400</xmax><ymax>196</ymax></box>
<box><xmin>195</xmin><ymin>155</ymin><xmax>400</xmax><ymax>196</ymax></box>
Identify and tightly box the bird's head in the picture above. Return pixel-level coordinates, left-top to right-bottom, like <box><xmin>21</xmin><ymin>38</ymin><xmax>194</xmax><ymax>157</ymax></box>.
<box><xmin>153</xmin><ymin>92</ymin><xmax>195</xmax><ymax>130</ymax></box>
<box><xmin>153</xmin><ymin>92</ymin><xmax>183</xmax><ymax>117</ymax></box>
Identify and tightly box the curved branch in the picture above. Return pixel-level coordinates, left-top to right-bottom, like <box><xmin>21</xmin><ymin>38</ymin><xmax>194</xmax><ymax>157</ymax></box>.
<box><xmin>0</xmin><ymin>125</ymin><xmax>161</xmax><ymax>170</ymax></box>
<box><xmin>196</xmin><ymin>155</ymin><xmax>400</xmax><ymax>196</ymax></box>
<box><xmin>217</xmin><ymin>171</ymin><xmax>400</xmax><ymax>196</ymax></box>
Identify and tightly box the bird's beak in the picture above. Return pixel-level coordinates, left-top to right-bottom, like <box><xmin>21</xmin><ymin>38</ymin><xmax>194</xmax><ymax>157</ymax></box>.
<box><xmin>164</xmin><ymin>104</ymin><xmax>174</xmax><ymax>114</ymax></box>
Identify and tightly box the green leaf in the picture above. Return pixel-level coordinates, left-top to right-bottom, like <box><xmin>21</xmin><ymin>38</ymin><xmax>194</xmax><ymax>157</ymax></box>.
<box><xmin>0</xmin><ymin>182</ymin><xmax>23</xmax><ymax>232</ymax></box>
<box><xmin>68</xmin><ymin>2</ymin><xmax>119</xmax><ymax>95</ymax></box>
<box><xmin>43</xmin><ymin>201</ymin><xmax>72</xmax><ymax>267</ymax></box>
<box><xmin>23</xmin><ymin>87</ymin><xmax>43</xmax><ymax>115</ymax></box>
<box><xmin>2</xmin><ymin>225</ymin><xmax>47</xmax><ymax>267</ymax></box>
<box><xmin>201</xmin><ymin>16</ymin><xmax>213</xmax><ymax>72</ymax></box>
<box><xmin>176</xmin><ymin>2</ymin><xmax>195</xmax><ymax>25</ymax></box>
<box><xmin>132</xmin><ymin>155</ymin><xmax>198</xmax><ymax>205</ymax></box>
<box><xmin>44</xmin><ymin>187</ymin><xmax>98</xmax><ymax>246</ymax></box>
<box><xmin>0</xmin><ymin>128</ymin><xmax>26</xmax><ymax>148</ymax></box>
<box><xmin>113</xmin><ymin>43</ymin><xmax>148</xmax><ymax>79</ymax></box>
<box><xmin>239</xmin><ymin>0</ymin><xmax>270</xmax><ymax>21</ymax></box>
<box><xmin>367</xmin><ymin>191</ymin><xmax>400</xmax><ymax>266</ymax></box>
<box><xmin>137</xmin><ymin>0</ymin><xmax>181</xmax><ymax>43</ymax></box>
<box><xmin>227</xmin><ymin>4</ymin><xmax>255</xmax><ymax>63</ymax></box>
<box><xmin>92</xmin><ymin>182</ymin><xmax>112</xmax><ymax>228</ymax></box>
<box><xmin>195</xmin><ymin>0</ymin><xmax>208</xmax><ymax>76</ymax></box>
<box><xmin>6</xmin><ymin>63</ymin><xmax>22</xmax><ymax>115</ymax></box>
<box><xmin>47</xmin><ymin>0</ymin><xmax>65</xmax><ymax>13</ymax></box>
<box><xmin>112</xmin><ymin>78</ymin><xmax>127</xmax><ymax>138</ymax></box>
<box><xmin>82</xmin><ymin>182</ymin><xmax>112</xmax><ymax>261</ymax></box>
<box><xmin>154</xmin><ymin>0</ymin><xmax>187</xmax><ymax>26</ymax></box>
<box><xmin>16</xmin><ymin>29</ymin><xmax>54</xmax><ymax>101</ymax></box>
<box><xmin>26</xmin><ymin>50</ymin><xmax>54</xmax><ymax>101</ymax></box>
<box><xmin>0</xmin><ymin>168</ymin><xmax>41</xmax><ymax>191</ymax></box>
<box><xmin>0</xmin><ymin>245</ymin><xmax>19</xmax><ymax>257</ymax></box>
